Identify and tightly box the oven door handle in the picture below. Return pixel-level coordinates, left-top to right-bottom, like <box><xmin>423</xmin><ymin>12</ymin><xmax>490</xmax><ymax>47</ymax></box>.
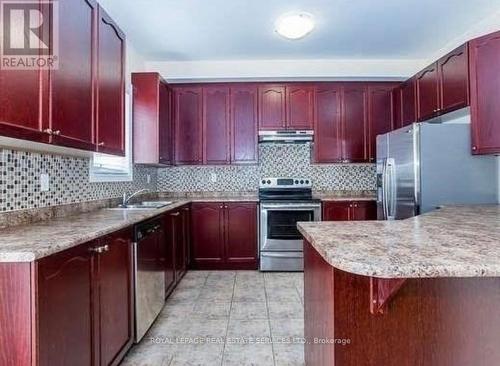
<box><xmin>260</xmin><ymin>203</ymin><xmax>322</xmax><ymax>210</ymax></box>
<box><xmin>261</xmin><ymin>252</ymin><xmax>304</xmax><ymax>258</ymax></box>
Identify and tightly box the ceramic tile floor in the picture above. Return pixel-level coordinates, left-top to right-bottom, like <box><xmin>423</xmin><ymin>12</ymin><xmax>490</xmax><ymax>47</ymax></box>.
<box><xmin>121</xmin><ymin>270</ymin><xmax>305</xmax><ymax>366</ymax></box>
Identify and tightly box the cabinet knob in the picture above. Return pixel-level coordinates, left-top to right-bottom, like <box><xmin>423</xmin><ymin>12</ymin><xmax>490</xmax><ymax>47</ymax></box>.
<box><xmin>171</xmin><ymin>212</ymin><xmax>180</xmax><ymax>217</ymax></box>
<box><xmin>98</xmin><ymin>142</ymin><xmax>105</xmax><ymax>147</ymax></box>
<box><xmin>220</xmin><ymin>205</ymin><xmax>223</xmax><ymax>209</ymax></box>
<box><xmin>43</xmin><ymin>128</ymin><xmax>53</xmax><ymax>135</ymax></box>
<box><xmin>53</xmin><ymin>130</ymin><xmax>61</xmax><ymax>136</ymax></box>
<box><xmin>472</xmin><ymin>146</ymin><xmax>477</xmax><ymax>151</ymax></box>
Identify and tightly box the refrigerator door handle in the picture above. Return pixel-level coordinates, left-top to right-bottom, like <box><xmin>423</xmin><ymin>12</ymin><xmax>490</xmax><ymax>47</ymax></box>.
<box><xmin>381</xmin><ymin>158</ymin><xmax>389</xmax><ymax>220</ymax></box>
<box><xmin>387</xmin><ymin>158</ymin><xmax>396</xmax><ymax>220</ymax></box>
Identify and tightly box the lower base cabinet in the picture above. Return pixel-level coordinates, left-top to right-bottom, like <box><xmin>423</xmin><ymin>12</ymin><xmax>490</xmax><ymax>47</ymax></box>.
<box><xmin>191</xmin><ymin>202</ymin><xmax>258</xmax><ymax>270</ymax></box>
<box><xmin>322</xmin><ymin>201</ymin><xmax>377</xmax><ymax>221</ymax></box>
<box><xmin>1</xmin><ymin>228</ymin><xmax>134</xmax><ymax>366</ymax></box>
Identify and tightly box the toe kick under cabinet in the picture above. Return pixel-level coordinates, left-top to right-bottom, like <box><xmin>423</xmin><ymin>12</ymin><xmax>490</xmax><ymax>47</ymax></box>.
<box><xmin>0</xmin><ymin>228</ymin><xmax>134</xmax><ymax>366</ymax></box>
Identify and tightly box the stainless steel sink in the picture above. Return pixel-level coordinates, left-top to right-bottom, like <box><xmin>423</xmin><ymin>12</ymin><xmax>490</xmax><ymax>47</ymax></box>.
<box><xmin>107</xmin><ymin>201</ymin><xmax>172</xmax><ymax>210</ymax></box>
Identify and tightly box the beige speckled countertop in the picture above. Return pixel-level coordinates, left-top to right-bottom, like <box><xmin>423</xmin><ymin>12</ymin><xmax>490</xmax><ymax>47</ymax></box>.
<box><xmin>0</xmin><ymin>195</ymin><xmax>261</xmax><ymax>263</ymax></box>
<box><xmin>298</xmin><ymin>205</ymin><xmax>500</xmax><ymax>278</ymax></box>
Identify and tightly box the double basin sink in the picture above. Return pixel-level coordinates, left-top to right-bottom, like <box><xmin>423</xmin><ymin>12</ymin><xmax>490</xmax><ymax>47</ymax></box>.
<box><xmin>107</xmin><ymin>201</ymin><xmax>173</xmax><ymax>210</ymax></box>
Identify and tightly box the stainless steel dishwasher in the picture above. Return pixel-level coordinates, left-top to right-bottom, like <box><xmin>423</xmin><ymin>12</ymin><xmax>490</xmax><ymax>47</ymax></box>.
<box><xmin>133</xmin><ymin>217</ymin><xmax>165</xmax><ymax>342</ymax></box>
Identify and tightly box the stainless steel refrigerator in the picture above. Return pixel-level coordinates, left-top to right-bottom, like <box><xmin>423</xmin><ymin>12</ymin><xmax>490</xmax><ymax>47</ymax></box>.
<box><xmin>377</xmin><ymin>118</ymin><xmax>498</xmax><ymax>220</ymax></box>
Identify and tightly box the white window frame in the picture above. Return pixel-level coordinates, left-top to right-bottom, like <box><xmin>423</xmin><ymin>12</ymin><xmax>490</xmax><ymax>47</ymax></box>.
<box><xmin>89</xmin><ymin>87</ymin><xmax>133</xmax><ymax>182</ymax></box>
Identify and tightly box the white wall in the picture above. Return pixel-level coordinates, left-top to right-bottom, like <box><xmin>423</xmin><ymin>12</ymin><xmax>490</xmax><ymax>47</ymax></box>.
<box><xmin>145</xmin><ymin>58</ymin><xmax>421</xmax><ymax>83</ymax></box>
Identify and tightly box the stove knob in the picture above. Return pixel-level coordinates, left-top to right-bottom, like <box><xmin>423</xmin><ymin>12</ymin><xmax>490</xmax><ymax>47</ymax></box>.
<box><xmin>261</xmin><ymin>179</ymin><xmax>266</xmax><ymax>184</ymax></box>
<box><xmin>305</xmin><ymin>180</ymin><xmax>310</xmax><ymax>184</ymax></box>
<box><xmin>294</xmin><ymin>180</ymin><xmax>299</xmax><ymax>184</ymax></box>
<box><xmin>267</xmin><ymin>180</ymin><xmax>271</xmax><ymax>184</ymax></box>
<box><xmin>300</xmin><ymin>180</ymin><xmax>304</xmax><ymax>184</ymax></box>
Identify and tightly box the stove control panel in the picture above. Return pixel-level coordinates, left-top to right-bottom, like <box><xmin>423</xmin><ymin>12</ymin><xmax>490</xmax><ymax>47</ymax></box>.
<box><xmin>259</xmin><ymin>177</ymin><xmax>312</xmax><ymax>189</ymax></box>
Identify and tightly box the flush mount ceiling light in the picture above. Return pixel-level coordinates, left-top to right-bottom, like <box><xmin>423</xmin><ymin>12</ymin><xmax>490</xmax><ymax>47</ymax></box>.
<box><xmin>275</xmin><ymin>12</ymin><xmax>315</xmax><ymax>40</ymax></box>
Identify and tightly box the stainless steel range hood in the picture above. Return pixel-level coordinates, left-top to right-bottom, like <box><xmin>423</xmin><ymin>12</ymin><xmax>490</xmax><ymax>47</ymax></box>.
<box><xmin>258</xmin><ymin>130</ymin><xmax>313</xmax><ymax>143</ymax></box>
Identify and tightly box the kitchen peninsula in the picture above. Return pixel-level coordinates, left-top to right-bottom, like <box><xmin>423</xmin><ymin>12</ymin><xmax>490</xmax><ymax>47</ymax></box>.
<box><xmin>298</xmin><ymin>205</ymin><xmax>500</xmax><ymax>366</ymax></box>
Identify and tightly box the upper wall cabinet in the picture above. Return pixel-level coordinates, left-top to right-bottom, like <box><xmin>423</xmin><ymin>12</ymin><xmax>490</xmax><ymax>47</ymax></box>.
<box><xmin>203</xmin><ymin>86</ymin><xmax>231</xmax><ymax>164</ymax></box>
<box><xmin>0</xmin><ymin>0</ymin><xmax>126</xmax><ymax>156</ymax></box>
<box><xmin>438</xmin><ymin>44</ymin><xmax>469</xmax><ymax>113</ymax></box>
<box><xmin>313</xmin><ymin>84</ymin><xmax>342</xmax><ymax>163</ymax></box>
<box><xmin>286</xmin><ymin>84</ymin><xmax>314</xmax><ymax>130</ymax></box>
<box><xmin>400</xmin><ymin>78</ymin><xmax>417</xmax><ymax>127</ymax></box>
<box><xmin>258</xmin><ymin>84</ymin><xmax>286</xmax><ymax>130</ymax></box>
<box><xmin>469</xmin><ymin>31</ymin><xmax>500</xmax><ymax>154</ymax></box>
<box><xmin>132</xmin><ymin>73</ymin><xmax>173</xmax><ymax>166</ymax></box>
<box><xmin>367</xmin><ymin>83</ymin><xmax>398</xmax><ymax>161</ymax></box>
<box><xmin>50</xmin><ymin>0</ymin><xmax>97</xmax><ymax>151</ymax></box>
<box><xmin>342</xmin><ymin>84</ymin><xmax>368</xmax><ymax>162</ymax></box>
<box><xmin>417</xmin><ymin>44</ymin><xmax>469</xmax><ymax>122</ymax></box>
<box><xmin>258</xmin><ymin>84</ymin><xmax>314</xmax><ymax>130</ymax></box>
<box><xmin>174</xmin><ymin>86</ymin><xmax>203</xmax><ymax>164</ymax></box>
<box><xmin>96</xmin><ymin>6</ymin><xmax>126</xmax><ymax>156</ymax></box>
<box><xmin>230</xmin><ymin>85</ymin><xmax>259</xmax><ymax>164</ymax></box>
<box><xmin>416</xmin><ymin>62</ymin><xmax>440</xmax><ymax>121</ymax></box>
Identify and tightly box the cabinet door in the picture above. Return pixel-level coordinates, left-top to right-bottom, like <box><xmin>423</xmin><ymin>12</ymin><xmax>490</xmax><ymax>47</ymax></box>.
<box><xmin>203</xmin><ymin>86</ymin><xmax>230</xmax><ymax>164</ymax></box>
<box><xmin>258</xmin><ymin>84</ymin><xmax>286</xmax><ymax>130</ymax></box>
<box><xmin>37</xmin><ymin>243</ymin><xmax>94</xmax><ymax>366</ymax></box>
<box><xmin>286</xmin><ymin>84</ymin><xmax>314</xmax><ymax>129</ymax></box>
<box><xmin>163</xmin><ymin>215</ymin><xmax>176</xmax><ymax>297</ymax></box>
<box><xmin>50</xmin><ymin>0</ymin><xmax>96</xmax><ymax>151</ymax></box>
<box><xmin>322</xmin><ymin>202</ymin><xmax>351</xmax><ymax>221</ymax></box>
<box><xmin>368</xmin><ymin>84</ymin><xmax>397</xmax><ymax>161</ymax></box>
<box><xmin>191</xmin><ymin>203</ymin><xmax>224</xmax><ymax>268</ymax></box>
<box><xmin>438</xmin><ymin>44</ymin><xmax>469</xmax><ymax>114</ymax></box>
<box><xmin>159</xmin><ymin>83</ymin><xmax>173</xmax><ymax>165</ymax></box>
<box><xmin>392</xmin><ymin>86</ymin><xmax>403</xmax><ymax>129</ymax></box>
<box><xmin>416</xmin><ymin>63</ymin><xmax>439</xmax><ymax>121</ymax></box>
<box><xmin>313</xmin><ymin>85</ymin><xmax>342</xmax><ymax>163</ymax></box>
<box><xmin>400</xmin><ymin>78</ymin><xmax>416</xmax><ymax>126</ymax></box>
<box><xmin>225</xmin><ymin>202</ymin><xmax>258</xmax><ymax>269</ymax></box>
<box><xmin>97</xmin><ymin>229</ymin><xmax>133</xmax><ymax>366</ymax></box>
<box><xmin>174</xmin><ymin>86</ymin><xmax>203</xmax><ymax>164</ymax></box>
<box><xmin>96</xmin><ymin>6</ymin><xmax>126</xmax><ymax>155</ymax></box>
<box><xmin>230</xmin><ymin>85</ymin><xmax>258</xmax><ymax>164</ymax></box>
<box><xmin>469</xmin><ymin>31</ymin><xmax>500</xmax><ymax>154</ymax></box>
<box><xmin>0</xmin><ymin>72</ymin><xmax>48</xmax><ymax>143</ymax></box>
<box><xmin>350</xmin><ymin>201</ymin><xmax>377</xmax><ymax>221</ymax></box>
<box><xmin>342</xmin><ymin>85</ymin><xmax>368</xmax><ymax>162</ymax></box>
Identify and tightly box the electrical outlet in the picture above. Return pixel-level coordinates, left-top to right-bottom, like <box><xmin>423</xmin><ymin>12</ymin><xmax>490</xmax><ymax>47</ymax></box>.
<box><xmin>210</xmin><ymin>172</ymin><xmax>217</xmax><ymax>183</ymax></box>
<box><xmin>147</xmin><ymin>174</ymin><xmax>151</xmax><ymax>184</ymax></box>
<box><xmin>40</xmin><ymin>174</ymin><xmax>50</xmax><ymax>192</ymax></box>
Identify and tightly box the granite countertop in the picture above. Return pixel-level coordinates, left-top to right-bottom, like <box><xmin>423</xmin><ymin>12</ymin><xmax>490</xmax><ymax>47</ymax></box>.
<box><xmin>298</xmin><ymin>205</ymin><xmax>500</xmax><ymax>278</ymax></box>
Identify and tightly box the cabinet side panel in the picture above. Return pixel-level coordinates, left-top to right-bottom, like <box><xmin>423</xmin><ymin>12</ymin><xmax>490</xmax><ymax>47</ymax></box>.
<box><xmin>0</xmin><ymin>263</ymin><xmax>33</xmax><ymax>366</ymax></box>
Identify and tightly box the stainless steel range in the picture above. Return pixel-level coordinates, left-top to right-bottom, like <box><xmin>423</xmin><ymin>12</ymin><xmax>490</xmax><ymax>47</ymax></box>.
<box><xmin>259</xmin><ymin>177</ymin><xmax>321</xmax><ymax>271</ymax></box>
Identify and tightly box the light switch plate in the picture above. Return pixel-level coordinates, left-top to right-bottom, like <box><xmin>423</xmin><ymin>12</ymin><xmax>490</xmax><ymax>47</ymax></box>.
<box><xmin>40</xmin><ymin>173</ymin><xmax>50</xmax><ymax>192</ymax></box>
<box><xmin>210</xmin><ymin>173</ymin><xmax>217</xmax><ymax>183</ymax></box>
<box><xmin>147</xmin><ymin>174</ymin><xmax>151</xmax><ymax>184</ymax></box>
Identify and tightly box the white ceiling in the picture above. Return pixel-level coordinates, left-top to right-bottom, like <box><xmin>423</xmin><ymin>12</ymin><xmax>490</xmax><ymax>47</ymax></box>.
<box><xmin>99</xmin><ymin>0</ymin><xmax>500</xmax><ymax>62</ymax></box>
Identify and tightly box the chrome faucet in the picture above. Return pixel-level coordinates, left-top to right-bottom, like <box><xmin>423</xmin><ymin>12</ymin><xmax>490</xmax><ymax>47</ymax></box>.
<box><xmin>121</xmin><ymin>189</ymin><xmax>150</xmax><ymax>207</ymax></box>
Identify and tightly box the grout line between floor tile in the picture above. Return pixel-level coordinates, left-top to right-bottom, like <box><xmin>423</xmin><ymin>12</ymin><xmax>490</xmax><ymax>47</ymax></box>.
<box><xmin>220</xmin><ymin>272</ymin><xmax>236</xmax><ymax>366</ymax></box>
<box><xmin>263</xmin><ymin>273</ymin><xmax>278</xmax><ymax>366</ymax></box>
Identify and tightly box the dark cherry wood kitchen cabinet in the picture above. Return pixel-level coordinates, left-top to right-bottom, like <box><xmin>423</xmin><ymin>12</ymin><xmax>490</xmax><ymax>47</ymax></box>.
<box><xmin>132</xmin><ymin>72</ymin><xmax>173</xmax><ymax>165</ymax></box>
<box><xmin>322</xmin><ymin>200</ymin><xmax>377</xmax><ymax>221</ymax></box>
<box><xmin>400</xmin><ymin>78</ymin><xmax>417</xmax><ymax>127</ymax></box>
<box><xmin>174</xmin><ymin>86</ymin><xmax>203</xmax><ymax>164</ymax></box>
<box><xmin>37</xmin><ymin>241</ymin><xmax>94</xmax><ymax>366</ymax></box>
<box><xmin>191</xmin><ymin>202</ymin><xmax>225</xmax><ymax>268</ymax></box>
<box><xmin>95</xmin><ymin>230</ymin><xmax>134</xmax><ymax>366</ymax></box>
<box><xmin>96</xmin><ymin>6</ymin><xmax>126</xmax><ymax>156</ymax></box>
<box><xmin>1</xmin><ymin>228</ymin><xmax>134</xmax><ymax>366</ymax></box>
<box><xmin>392</xmin><ymin>85</ymin><xmax>403</xmax><ymax>129</ymax></box>
<box><xmin>203</xmin><ymin>85</ymin><xmax>231</xmax><ymax>164</ymax></box>
<box><xmin>258</xmin><ymin>84</ymin><xmax>287</xmax><ymax>130</ymax></box>
<box><xmin>367</xmin><ymin>83</ymin><xmax>398</xmax><ymax>161</ymax></box>
<box><xmin>313</xmin><ymin>84</ymin><xmax>343</xmax><ymax>163</ymax></box>
<box><xmin>49</xmin><ymin>0</ymin><xmax>97</xmax><ymax>151</ymax></box>
<box><xmin>167</xmin><ymin>207</ymin><xmax>188</xmax><ymax>282</ymax></box>
<box><xmin>438</xmin><ymin>43</ymin><xmax>469</xmax><ymax>114</ymax></box>
<box><xmin>286</xmin><ymin>84</ymin><xmax>315</xmax><ymax>129</ymax></box>
<box><xmin>416</xmin><ymin>62</ymin><xmax>440</xmax><ymax>121</ymax></box>
<box><xmin>230</xmin><ymin>85</ymin><xmax>259</xmax><ymax>164</ymax></box>
<box><xmin>469</xmin><ymin>31</ymin><xmax>500</xmax><ymax>155</ymax></box>
<box><xmin>342</xmin><ymin>84</ymin><xmax>368</xmax><ymax>162</ymax></box>
<box><xmin>191</xmin><ymin>201</ymin><xmax>258</xmax><ymax>270</ymax></box>
<box><xmin>225</xmin><ymin>202</ymin><xmax>258</xmax><ymax>267</ymax></box>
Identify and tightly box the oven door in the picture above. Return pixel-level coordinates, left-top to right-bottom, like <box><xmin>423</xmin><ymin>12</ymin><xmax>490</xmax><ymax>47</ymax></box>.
<box><xmin>260</xmin><ymin>202</ymin><xmax>321</xmax><ymax>252</ymax></box>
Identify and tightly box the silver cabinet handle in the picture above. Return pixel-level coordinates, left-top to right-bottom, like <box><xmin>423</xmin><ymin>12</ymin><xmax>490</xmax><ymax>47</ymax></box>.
<box><xmin>171</xmin><ymin>212</ymin><xmax>180</xmax><ymax>216</ymax></box>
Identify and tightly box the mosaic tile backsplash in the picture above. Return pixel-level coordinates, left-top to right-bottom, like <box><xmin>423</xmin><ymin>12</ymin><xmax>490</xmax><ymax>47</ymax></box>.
<box><xmin>0</xmin><ymin>149</ymin><xmax>157</xmax><ymax>212</ymax></box>
<box><xmin>157</xmin><ymin>143</ymin><xmax>377</xmax><ymax>192</ymax></box>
